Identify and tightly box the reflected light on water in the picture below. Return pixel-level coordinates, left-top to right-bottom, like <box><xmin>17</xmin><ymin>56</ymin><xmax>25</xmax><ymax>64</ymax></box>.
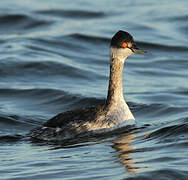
<box><xmin>112</xmin><ymin>132</ymin><xmax>141</xmax><ymax>173</ymax></box>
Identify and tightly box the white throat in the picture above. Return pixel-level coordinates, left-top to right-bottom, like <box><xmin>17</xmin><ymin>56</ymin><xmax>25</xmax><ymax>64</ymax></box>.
<box><xmin>110</xmin><ymin>47</ymin><xmax>133</xmax><ymax>63</ymax></box>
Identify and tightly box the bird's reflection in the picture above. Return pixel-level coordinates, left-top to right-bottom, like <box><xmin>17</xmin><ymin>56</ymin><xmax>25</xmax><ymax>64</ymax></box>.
<box><xmin>32</xmin><ymin>127</ymin><xmax>143</xmax><ymax>173</ymax></box>
<box><xmin>112</xmin><ymin>132</ymin><xmax>139</xmax><ymax>173</ymax></box>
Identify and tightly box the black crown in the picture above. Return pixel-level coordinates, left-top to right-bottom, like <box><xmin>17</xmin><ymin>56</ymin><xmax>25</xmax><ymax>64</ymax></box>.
<box><xmin>111</xmin><ymin>30</ymin><xmax>134</xmax><ymax>48</ymax></box>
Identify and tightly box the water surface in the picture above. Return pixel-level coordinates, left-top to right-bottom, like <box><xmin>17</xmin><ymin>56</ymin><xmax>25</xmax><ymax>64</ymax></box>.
<box><xmin>0</xmin><ymin>0</ymin><xmax>188</xmax><ymax>179</ymax></box>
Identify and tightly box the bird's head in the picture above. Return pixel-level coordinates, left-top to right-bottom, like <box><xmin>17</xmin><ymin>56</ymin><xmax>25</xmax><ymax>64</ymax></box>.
<box><xmin>110</xmin><ymin>30</ymin><xmax>146</xmax><ymax>62</ymax></box>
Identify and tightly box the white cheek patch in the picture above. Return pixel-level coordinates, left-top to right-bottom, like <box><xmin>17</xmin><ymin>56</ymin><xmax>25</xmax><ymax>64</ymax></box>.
<box><xmin>110</xmin><ymin>47</ymin><xmax>133</xmax><ymax>62</ymax></box>
<box><xmin>123</xmin><ymin>48</ymin><xmax>134</xmax><ymax>56</ymax></box>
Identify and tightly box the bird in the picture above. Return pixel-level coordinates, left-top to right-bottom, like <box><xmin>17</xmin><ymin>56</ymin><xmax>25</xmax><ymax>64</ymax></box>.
<box><xmin>29</xmin><ymin>30</ymin><xmax>146</xmax><ymax>141</ymax></box>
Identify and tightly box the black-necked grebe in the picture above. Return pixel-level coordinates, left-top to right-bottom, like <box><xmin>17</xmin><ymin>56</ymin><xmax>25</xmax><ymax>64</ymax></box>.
<box><xmin>30</xmin><ymin>30</ymin><xmax>146</xmax><ymax>141</ymax></box>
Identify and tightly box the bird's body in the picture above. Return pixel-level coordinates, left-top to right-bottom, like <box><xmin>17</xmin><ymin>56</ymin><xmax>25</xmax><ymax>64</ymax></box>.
<box><xmin>30</xmin><ymin>30</ymin><xmax>146</xmax><ymax>141</ymax></box>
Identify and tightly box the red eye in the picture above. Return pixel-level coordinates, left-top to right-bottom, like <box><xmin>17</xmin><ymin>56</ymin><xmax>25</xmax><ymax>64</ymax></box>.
<box><xmin>121</xmin><ymin>42</ymin><xmax>128</xmax><ymax>48</ymax></box>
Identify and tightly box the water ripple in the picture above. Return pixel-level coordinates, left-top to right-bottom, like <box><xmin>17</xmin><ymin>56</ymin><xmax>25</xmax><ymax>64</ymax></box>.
<box><xmin>36</xmin><ymin>9</ymin><xmax>105</xmax><ymax>19</ymax></box>
<box><xmin>0</xmin><ymin>14</ymin><xmax>52</xmax><ymax>33</ymax></box>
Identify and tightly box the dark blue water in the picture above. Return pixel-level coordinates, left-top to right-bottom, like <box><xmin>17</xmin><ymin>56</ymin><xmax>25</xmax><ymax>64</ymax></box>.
<box><xmin>1</xmin><ymin>0</ymin><xmax>188</xmax><ymax>179</ymax></box>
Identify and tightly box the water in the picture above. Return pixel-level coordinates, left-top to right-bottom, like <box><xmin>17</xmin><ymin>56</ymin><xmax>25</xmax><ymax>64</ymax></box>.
<box><xmin>0</xmin><ymin>0</ymin><xmax>188</xmax><ymax>179</ymax></box>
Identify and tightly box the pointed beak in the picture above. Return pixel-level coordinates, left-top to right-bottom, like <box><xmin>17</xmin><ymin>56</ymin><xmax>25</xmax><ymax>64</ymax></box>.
<box><xmin>131</xmin><ymin>43</ymin><xmax>147</xmax><ymax>54</ymax></box>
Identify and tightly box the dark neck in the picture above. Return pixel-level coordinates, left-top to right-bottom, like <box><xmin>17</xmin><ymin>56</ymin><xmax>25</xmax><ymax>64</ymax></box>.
<box><xmin>106</xmin><ymin>57</ymin><xmax>125</xmax><ymax>108</ymax></box>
